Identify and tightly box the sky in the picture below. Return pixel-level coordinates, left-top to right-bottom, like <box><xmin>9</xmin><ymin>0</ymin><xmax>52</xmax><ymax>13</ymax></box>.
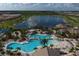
<box><xmin>0</xmin><ymin>3</ymin><xmax>79</xmax><ymax>11</ymax></box>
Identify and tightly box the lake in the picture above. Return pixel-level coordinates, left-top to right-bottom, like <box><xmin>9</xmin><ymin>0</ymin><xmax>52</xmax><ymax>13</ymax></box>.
<box><xmin>15</xmin><ymin>15</ymin><xmax>66</xmax><ymax>29</ymax></box>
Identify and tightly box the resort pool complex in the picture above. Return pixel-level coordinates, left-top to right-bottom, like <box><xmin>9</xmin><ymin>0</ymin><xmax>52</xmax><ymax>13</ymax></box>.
<box><xmin>7</xmin><ymin>34</ymin><xmax>60</xmax><ymax>53</ymax></box>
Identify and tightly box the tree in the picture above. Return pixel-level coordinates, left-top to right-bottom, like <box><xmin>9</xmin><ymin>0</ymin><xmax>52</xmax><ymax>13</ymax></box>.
<box><xmin>1</xmin><ymin>51</ymin><xmax>5</xmax><ymax>55</ymax></box>
<box><xmin>16</xmin><ymin>47</ymin><xmax>21</xmax><ymax>52</ymax></box>
<box><xmin>0</xmin><ymin>42</ymin><xmax>4</xmax><ymax>47</ymax></box>
<box><xmin>9</xmin><ymin>52</ymin><xmax>15</xmax><ymax>56</ymax></box>
<box><xmin>1</xmin><ymin>38</ymin><xmax>6</xmax><ymax>42</ymax></box>
<box><xmin>14</xmin><ymin>36</ymin><xmax>19</xmax><ymax>41</ymax></box>
<box><xmin>41</xmin><ymin>39</ymin><xmax>48</xmax><ymax>47</ymax></box>
<box><xmin>69</xmin><ymin>47</ymin><xmax>76</xmax><ymax>53</ymax></box>
<box><xmin>42</xmin><ymin>45</ymin><xmax>47</xmax><ymax>48</ymax></box>
<box><xmin>50</xmin><ymin>44</ymin><xmax>54</xmax><ymax>47</ymax></box>
<box><xmin>16</xmin><ymin>52</ymin><xmax>22</xmax><ymax>56</ymax></box>
<box><xmin>6</xmin><ymin>49</ymin><xmax>11</xmax><ymax>55</ymax></box>
<box><xmin>34</xmin><ymin>47</ymin><xmax>38</xmax><ymax>50</ymax></box>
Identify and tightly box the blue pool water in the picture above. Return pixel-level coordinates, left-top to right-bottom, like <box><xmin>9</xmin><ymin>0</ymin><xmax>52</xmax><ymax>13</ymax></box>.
<box><xmin>7</xmin><ymin>40</ymin><xmax>59</xmax><ymax>53</ymax></box>
<box><xmin>7</xmin><ymin>34</ymin><xmax>60</xmax><ymax>53</ymax></box>
<box><xmin>27</xmin><ymin>34</ymin><xmax>51</xmax><ymax>39</ymax></box>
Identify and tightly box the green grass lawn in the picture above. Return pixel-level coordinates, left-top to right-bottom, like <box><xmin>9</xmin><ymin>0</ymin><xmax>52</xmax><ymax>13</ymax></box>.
<box><xmin>63</xmin><ymin>15</ymin><xmax>79</xmax><ymax>27</ymax></box>
<box><xmin>0</xmin><ymin>14</ymin><xmax>30</xmax><ymax>29</ymax></box>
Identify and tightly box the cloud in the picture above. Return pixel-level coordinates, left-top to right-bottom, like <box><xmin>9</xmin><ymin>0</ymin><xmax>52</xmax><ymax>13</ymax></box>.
<box><xmin>0</xmin><ymin>3</ymin><xmax>79</xmax><ymax>11</ymax></box>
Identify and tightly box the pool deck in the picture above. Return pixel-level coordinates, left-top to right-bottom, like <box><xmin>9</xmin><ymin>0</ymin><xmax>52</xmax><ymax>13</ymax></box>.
<box><xmin>31</xmin><ymin>47</ymin><xmax>48</xmax><ymax>56</ymax></box>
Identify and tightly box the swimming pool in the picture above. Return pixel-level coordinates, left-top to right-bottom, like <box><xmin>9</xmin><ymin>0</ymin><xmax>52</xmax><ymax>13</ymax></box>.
<box><xmin>26</xmin><ymin>34</ymin><xmax>51</xmax><ymax>40</ymax></box>
<box><xmin>7</xmin><ymin>34</ymin><xmax>60</xmax><ymax>53</ymax></box>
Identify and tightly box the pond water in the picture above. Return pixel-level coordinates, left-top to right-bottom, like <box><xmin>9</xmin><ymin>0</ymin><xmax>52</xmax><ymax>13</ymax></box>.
<box><xmin>0</xmin><ymin>29</ymin><xmax>9</xmax><ymax>33</ymax></box>
<box><xmin>0</xmin><ymin>15</ymin><xmax>66</xmax><ymax>33</ymax></box>
<box><xmin>15</xmin><ymin>16</ymin><xmax>66</xmax><ymax>29</ymax></box>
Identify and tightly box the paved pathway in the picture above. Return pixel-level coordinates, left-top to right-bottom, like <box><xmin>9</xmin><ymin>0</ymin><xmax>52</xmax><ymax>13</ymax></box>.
<box><xmin>47</xmin><ymin>47</ymin><xmax>61</xmax><ymax>56</ymax></box>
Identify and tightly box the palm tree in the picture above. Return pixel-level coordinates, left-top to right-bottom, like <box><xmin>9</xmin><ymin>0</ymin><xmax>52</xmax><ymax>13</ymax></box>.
<box><xmin>16</xmin><ymin>47</ymin><xmax>21</xmax><ymax>52</ymax></box>
<box><xmin>17</xmin><ymin>47</ymin><xmax>21</xmax><ymax>50</ymax></box>
<box><xmin>6</xmin><ymin>49</ymin><xmax>12</xmax><ymax>55</ymax></box>
<box><xmin>9</xmin><ymin>52</ymin><xmax>15</xmax><ymax>56</ymax></box>
<box><xmin>0</xmin><ymin>48</ymin><xmax>3</xmax><ymax>52</ymax></box>
<box><xmin>69</xmin><ymin>47</ymin><xmax>74</xmax><ymax>52</ymax></box>
<box><xmin>14</xmin><ymin>36</ymin><xmax>19</xmax><ymax>41</ymax></box>
<box><xmin>0</xmin><ymin>51</ymin><xmax>5</xmax><ymax>55</ymax></box>
<box><xmin>50</xmin><ymin>44</ymin><xmax>54</xmax><ymax>48</ymax></box>
<box><xmin>34</xmin><ymin>47</ymin><xmax>38</xmax><ymax>50</ymax></box>
<box><xmin>42</xmin><ymin>45</ymin><xmax>47</xmax><ymax>48</ymax></box>
<box><xmin>0</xmin><ymin>42</ymin><xmax>4</xmax><ymax>47</ymax></box>
<box><xmin>41</xmin><ymin>39</ymin><xmax>48</xmax><ymax>47</ymax></box>
<box><xmin>1</xmin><ymin>38</ymin><xmax>6</xmax><ymax>42</ymax></box>
<box><xmin>69</xmin><ymin>47</ymin><xmax>78</xmax><ymax>53</ymax></box>
<box><xmin>16</xmin><ymin>52</ymin><xmax>22</xmax><ymax>56</ymax></box>
<box><xmin>6</xmin><ymin>32</ymin><xmax>12</xmax><ymax>39</ymax></box>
